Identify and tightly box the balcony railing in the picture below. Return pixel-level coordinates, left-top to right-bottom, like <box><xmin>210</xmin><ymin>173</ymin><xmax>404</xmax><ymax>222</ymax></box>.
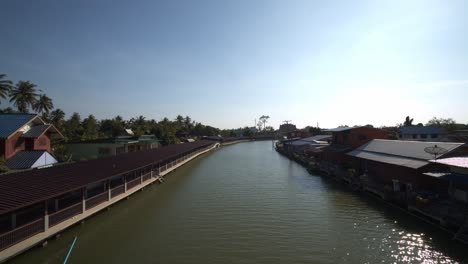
<box><xmin>0</xmin><ymin>218</ymin><xmax>44</xmax><ymax>251</ymax></box>
<box><xmin>86</xmin><ymin>192</ymin><xmax>108</xmax><ymax>210</ymax></box>
<box><xmin>127</xmin><ymin>177</ymin><xmax>141</xmax><ymax>190</ymax></box>
<box><xmin>49</xmin><ymin>203</ymin><xmax>83</xmax><ymax>227</ymax></box>
<box><xmin>142</xmin><ymin>173</ymin><xmax>152</xmax><ymax>182</ymax></box>
<box><xmin>111</xmin><ymin>185</ymin><xmax>125</xmax><ymax>197</ymax></box>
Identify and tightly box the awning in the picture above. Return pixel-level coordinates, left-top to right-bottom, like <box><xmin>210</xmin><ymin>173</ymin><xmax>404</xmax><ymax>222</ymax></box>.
<box><xmin>423</xmin><ymin>172</ymin><xmax>468</xmax><ymax>185</ymax></box>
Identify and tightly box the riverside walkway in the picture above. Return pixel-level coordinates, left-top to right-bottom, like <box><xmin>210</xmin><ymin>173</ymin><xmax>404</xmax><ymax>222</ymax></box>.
<box><xmin>0</xmin><ymin>140</ymin><xmax>219</xmax><ymax>262</ymax></box>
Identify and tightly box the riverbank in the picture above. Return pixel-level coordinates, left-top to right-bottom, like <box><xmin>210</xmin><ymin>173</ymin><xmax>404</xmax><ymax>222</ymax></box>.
<box><xmin>274</xmin><ymin>143</ymin><xmax>468</xmax><ymax>245</ymax></box>
<box><xmin>221</xmin><ymin>139</ymin><xmax>251</xmax><ymax>146</ymax></box>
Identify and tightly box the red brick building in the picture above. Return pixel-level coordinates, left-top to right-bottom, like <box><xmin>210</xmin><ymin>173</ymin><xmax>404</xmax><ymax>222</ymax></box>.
<box><xmin>0</xmin><ymin>114</ymin><xmax>63</xmax><ymax>170</ymax></box>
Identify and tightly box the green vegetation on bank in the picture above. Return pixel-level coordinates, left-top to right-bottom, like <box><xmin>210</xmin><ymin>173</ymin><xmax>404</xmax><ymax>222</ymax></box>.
<box><xmin>0</xmin><ymin>74</ymin><xmax>261</xmax><ymax>163</ymax></box>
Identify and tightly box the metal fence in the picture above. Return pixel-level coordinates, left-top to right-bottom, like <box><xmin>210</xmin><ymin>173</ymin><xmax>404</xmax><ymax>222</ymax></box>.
<box><xmin>49</xmin><ymin>203</ymin><xmax>83</xmax><ymax>228</ymax></box>
<box><xmin>127</xmin><ymin>177</ymin><xmax>141</xmax><ymax>190</ymax></box>
<box><xmin>0</xmin><ymin>218</ymin><xmax>44</xmax><ymax>251</ymax></box>
<box><xmin>86</xmin><ymin>192</ymin><xmax>108</xmax><ymax>210</ymax></box>
<box><xmin>111</xmin><ymin>185</ymin><xmax>125</xmax><ymax>197</ymax></box>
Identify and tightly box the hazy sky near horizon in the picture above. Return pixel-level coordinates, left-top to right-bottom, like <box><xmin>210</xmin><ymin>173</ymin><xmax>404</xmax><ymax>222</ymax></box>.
<box><xmin>1</xmin><ymin>0</ymin><xmax>467</xmax><ymax>129</ymax></box>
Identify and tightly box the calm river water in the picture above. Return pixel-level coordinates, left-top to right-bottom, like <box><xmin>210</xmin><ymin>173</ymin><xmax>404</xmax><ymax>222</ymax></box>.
<box><xmin>9</xmin><ymin>141</ymin><xmax>468</xmax><ymax>263</ymax></box>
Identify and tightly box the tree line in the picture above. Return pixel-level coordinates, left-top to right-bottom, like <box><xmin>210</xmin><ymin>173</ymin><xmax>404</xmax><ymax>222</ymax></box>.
<box><xmin>402</xmin><ymin>115</ymin><xmax>467</xmax><ymax>132</ymax></box>
<box><xmin>0</xmin><ymin>74</ymin><xmax>236</xmax><ymax>146</ymax></box>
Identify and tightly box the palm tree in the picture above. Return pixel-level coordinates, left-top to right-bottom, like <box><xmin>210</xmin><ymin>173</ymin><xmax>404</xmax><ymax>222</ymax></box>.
<box><xmin>49</xmin><ymin>108</ymin><xmax>65</xmax><ymax>129</ymax></box>
<box><xmin>34</xmin><ymin>94</ymin><xmax>54</xmax><ymax>114</ymax></box>
<box><xmin>0</xmin><ymin>74</ymin><xmax>13</xmax><ymax>104</ymax></box>
<box><xmin>9</xmin><ymin>81</ymin><xmax>38</xmax><ymax>113</ymax></box>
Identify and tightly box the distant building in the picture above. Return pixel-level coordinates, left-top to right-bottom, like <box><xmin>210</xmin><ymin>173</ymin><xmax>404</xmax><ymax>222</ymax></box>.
<box><xmin>0</xmin><ymin>113</ymin><xmax>63</xmax><ymax>170</ymax></box>
<box><xmin>287</xmin><ymin>130</ymin><xmax>311</xmax><ymax>139</ymax></box>
<box><xmin>398</xmin><ymin>126</ymin><xmax>447</xmax><ymax>142</ymax></box>
<box><xmin>66</xmin><ymin>135</ymin><xmax>159</xmax><ymax>161</ymax></box>
<box><xmin>320</xmin><ymin>127</ymin><xmax>389</xmax><ymax>165</ymax></box>
<box><xmin>446</xmin><ymin>130</ymin><xmax>468</xmax><ymax>143</ymax></box>
<box><xmin>283</xmin><ymin>135</ymin><xmax>331</xmax><ymax>154</ymax></box>
<box><xmin>279</xmin><ymin>123</ymin><xmax>297</xmax><ymax>134</ymax></box>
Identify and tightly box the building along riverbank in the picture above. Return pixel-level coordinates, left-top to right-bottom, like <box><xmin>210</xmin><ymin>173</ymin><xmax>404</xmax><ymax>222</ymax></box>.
<box><xmin>275</xmin><ymin>138</ymin><xmax>468</xmax><ymax>245</ymax></box>
<box><xmin>0</xmin><ymin>140</ymin><xmax>219</xmax><ymax>263</ymax></box>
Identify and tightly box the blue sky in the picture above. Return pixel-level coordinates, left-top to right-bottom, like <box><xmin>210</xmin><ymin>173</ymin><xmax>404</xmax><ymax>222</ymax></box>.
<box><xmin>0</xmin><ymin>0</ymin><xmax>467</xmax><ymax>129</ymax></box>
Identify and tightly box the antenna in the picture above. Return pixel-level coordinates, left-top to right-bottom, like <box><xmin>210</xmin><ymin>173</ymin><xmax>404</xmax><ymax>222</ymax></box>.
<box><xmin>424</xmin><ymin>144</ymin><xmax>448</xmax><ymax>161</ymax></box>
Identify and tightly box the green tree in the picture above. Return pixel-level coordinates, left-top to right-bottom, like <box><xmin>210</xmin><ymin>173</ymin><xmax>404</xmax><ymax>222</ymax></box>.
<box><xmin>81</xmin><ymin>115</ymin><xmax>99</xmax><ymax>140</ymax></box>
<box><xmin>0</xmin><ymin>74</ymin><xmax>13</xmax><ymax>104</ymax></box>
<box><xmin>242</xmin><ymin>127</ymin><xmax>253</xmax><ymax>137</ymax></box>
<box><xmin>192</xmin><ymin>122</ymin><xmax>205</xmax><ymax>137</ymax></box>
<box><xmin>184</xmin><ymin>116</ymin><xmax>193</xmax><ymax>130</ymax></box>
<box><xmin>307</xmin><ymin>126</ymin><xmax>322</xmax><ymax>135</ymax></box>
<box><xmin>129</xmin><ymin>115</ymin><xmax>147</xmax><ymax>137</ymax></box>
<box><xmin>49</xmin><ymin>108</ymin><xmax>66</xmax><ymax>130</ymax></box>
<box><xmin>175</xmin><ymin>115</ymin><xmax>184</xmax><ymax>130</ymax></box>
<box><xmin>99</xmin><ymin>116</ymin><xmax>125</xmax><ymax>138</ymax></box>
<box><xmin>9</xmin><ymin>81</ymin><xmax>39</xmax><ymax>113</ymax></box>
<box><xmin>259</xmin><ymin>115</ymin><xmax>270</xmax><ymax>131</ymax></box>
<box><xmin>403</xmin><ymin>116</ymin><xmax>414</xmax><ymax>126</ymax></box>
<box><xmin>426</xmin><ymin>117</ymin><xmax>458</xmax><ymax>131</ymax></box>
<box><xmin>0</xmin><ymin>107</ymin><xmax>18</xmax><ymax>114</ymax></box>
<box><xmin>156</xmin><ymin>118</ymin><xmax>178</xmax><ymax>145</ymax></box>
<box><xmin>64</xmin><ymin>112</ymin><xmax>83</xmax><ymax>141</ymax></box>
<box><xmin>33</xmin><ymin>94</ymin><xmax>54</xmax><ymax>114</ymax></box>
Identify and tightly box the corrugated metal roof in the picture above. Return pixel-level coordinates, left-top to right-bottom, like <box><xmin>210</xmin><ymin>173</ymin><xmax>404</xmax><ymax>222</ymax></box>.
<box><xmin>21</xmin><ymin>124</ymin><xmax>51</xmax><ymax>138</ymax></box>
<box><xmin>353</xmin><ymin>139</ymin><xmax>463</xmax><ymax>160</ymax></box>
<box><xmin>300</xmin><ymin>135</ymin><xmax>332</xmax><ymax>142</ymax></box>
<box><xmin>348</xmin><ymin>149</ymin><xmax>429</xmax><ymax>169</ymax></box>
<box><xmin>347</xmin><ymin>139</ymin><xmax>464</xmax><ymax>169</ymax></box>
<box><xmin>4</xmin><ymin>151</ymin><xmax>49</xmax><ymax>169</ymax></box>
<box><xmin>0</xmin><ymin>140</ymin><xmax>214</xmax><ymax>215</ymax></box>
<box><xmin>288</xmin><ymin>139</ymin><xmax>329</xmax><ymax>147</ymax></box>
<box><xmin>324</xmin><ymin>127</ymin><xmax>354</xmax><ymax>132</ymax></box>
<box><xmin>0</xmin><ymin>113</ymin><xmax>38</xmax><ymax>138</ymax></box>
<box><xmin>430</xmin><ymin>157</ymin><xmax>468</xmax><ymax>169</ymax></box>
<box><xmin>398</xmin><ymin>126</ymin><xmax>446</xmax><ymax>135</ymax></box>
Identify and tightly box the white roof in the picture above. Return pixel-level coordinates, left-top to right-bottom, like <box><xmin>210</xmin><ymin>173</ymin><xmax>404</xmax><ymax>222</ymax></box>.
<box><xmin>431</xmin><ymin>157</ymin><xmax>468</xmax><ymax>169</ymax></box>
<box><xmin>348</xmin><ymin>150</ymin><xmax>429</xmax><ymax>169</ymax></box>
<box><xmin>347</xmin><ymin>139</ymin><xmax>464</xmax><ymax>169</ymax></box>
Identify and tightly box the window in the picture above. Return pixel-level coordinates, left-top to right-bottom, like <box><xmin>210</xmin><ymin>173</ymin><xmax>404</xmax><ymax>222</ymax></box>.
<box><xmin>116</xmin><ymin>146</ymin><xmax>126</xmax><ymax>155</ymax></box>
<box><xmin>98</xmin><ymin>148</ymin><xmax>111</xmax><ymax>157</ymax></box>
<box><xmin>412</xmin><ymin>134</ymin><xmax>417</xmax><ymax>139</ymax></box>
<box><xmin>431</xmin><ymin>134</ymin><xmax>438</xmax><ymax>139</ymax></box>
<box><xmin>358</xmin><ymin>134</ymin><xmax>367</xmax><ymax>140</ymax></box>
<box><xmin>420</xmin><ymin>134</ymin><xmax>427</xmax><ymax>139</ymax></box>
